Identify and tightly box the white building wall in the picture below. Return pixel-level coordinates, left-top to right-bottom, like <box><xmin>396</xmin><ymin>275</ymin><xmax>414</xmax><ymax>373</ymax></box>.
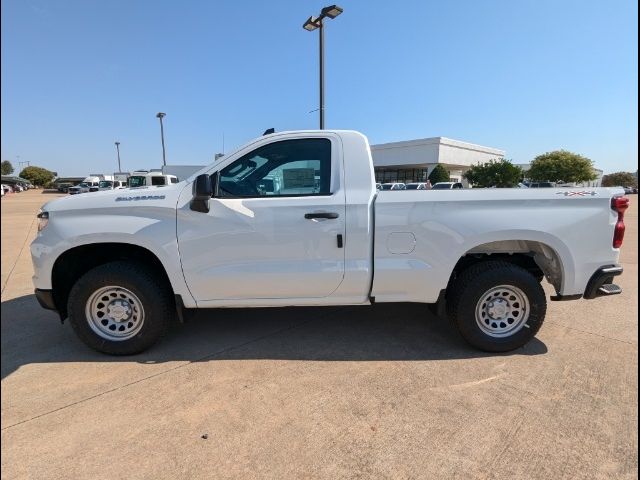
<box><xmin>437</xmin><ymin>138</ymin><xmax>504</xmax><ymax>167</ymax></box>
<box><xmin>371</xmin><ymin>137</ymin><xmax>504</xmax><ymax>169</ymax></box>
<box><xmin>371</xmin><ymin>139</ymin><xmax>440</xmax><ymax>168</ymax></box>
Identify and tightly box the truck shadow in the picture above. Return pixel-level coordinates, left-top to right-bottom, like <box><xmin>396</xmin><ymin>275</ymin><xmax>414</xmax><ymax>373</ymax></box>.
<box><xmin>1</xmin><ymin>294</ymin><xmax>547</xmax><ymax>380</ymax></box>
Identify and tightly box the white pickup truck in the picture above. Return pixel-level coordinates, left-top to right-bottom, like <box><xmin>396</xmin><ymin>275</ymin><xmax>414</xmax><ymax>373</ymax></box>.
<box><xmin>31</xmin><ymin>130</ymin><xmax>629</xmax><ymax>355</ymax></box>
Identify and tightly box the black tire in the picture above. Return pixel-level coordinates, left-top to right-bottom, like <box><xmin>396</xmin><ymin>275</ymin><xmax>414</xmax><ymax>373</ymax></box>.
<box><xmin>67</xmin><ymin>261</ymin><xmax>174</xmax><ymax>355</ymax></box>
<box><xmin>426</xmin><ymin>303</ymin><xmax>439</xmax><ymax>317</ymax></box>
<box><xmin>446</xmin><ymin>261</ymin><xmax>547</xmax><ymax>352</ymax></box>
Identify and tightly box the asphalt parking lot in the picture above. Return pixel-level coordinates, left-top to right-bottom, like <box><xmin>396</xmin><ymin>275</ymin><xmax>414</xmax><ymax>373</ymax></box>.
<box><xmin>1</xmin><ymin>189</ymin><xmax>637</xmax><ymax>479</ymax></box>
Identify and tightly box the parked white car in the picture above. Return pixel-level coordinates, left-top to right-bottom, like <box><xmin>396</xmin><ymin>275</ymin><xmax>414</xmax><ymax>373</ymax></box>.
<box><xmin>31</xmin><ymin>130</ymin><xmax>628</xmax><ymax>355</ymax></box>
<box><xmin>68</xmin><ymin>183</ymin><xmax>91</xmax><ymax>195</ymax></box>
<box><xmin>526</xmin><ymin>182</ymin><xmax>555</xmax><ymax>188</ymax></box>
<box><xmin>405</xmin><ymin>182</ymin><xmax>430</xmax><ymax>190</ymax></box>
<box><xmin>89</xmin><ymin>176</ymin><xmax>115</xmax><ymax>192</ymax></box>
<box><xmin>380</xmin><ymin>182</ymin><xmax>406</xmax><ymax>190</ymax></box>
<box><xmin>69</xmin><ymin>176</ymin><xmax>102</xmax><ymax>194</ymax></box>
<box><xmin>432</xmin><ymin>182</ymin><xmax>464</xmax><ymax>190</ymax></box>
<box><xmin>97</xmin><ymin>180</ymin><xmax>127</xmax><ymax>191</ymax></box>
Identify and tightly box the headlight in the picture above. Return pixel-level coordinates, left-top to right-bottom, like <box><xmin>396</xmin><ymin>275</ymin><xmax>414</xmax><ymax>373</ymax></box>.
<box><xmin>37</xmin><ymin>211</ymin><xmax>49</xmax><ymax>232</ymax></box>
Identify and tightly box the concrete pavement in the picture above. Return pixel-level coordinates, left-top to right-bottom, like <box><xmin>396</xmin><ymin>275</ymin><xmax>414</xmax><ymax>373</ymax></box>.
<box><xmin>1</xmin><ymin>190</ymin><xmax>637</xmax><ymax>479</ymax></box>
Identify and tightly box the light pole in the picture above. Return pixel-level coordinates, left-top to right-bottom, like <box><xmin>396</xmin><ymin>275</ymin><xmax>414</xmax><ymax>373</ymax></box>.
<box><xmin>156</xmin><ymin>112</ymin><xmax>167</xmax><ymax>166</ymax></box>
<box><xmin>114</xmin><ymin>142</ymin><xmax>122</xmax><ymax>172</ymax></box>
<box><xmin>303</xmin><ymin>5</ymin><xmax>343</xmax><ymax>129</ymax></box>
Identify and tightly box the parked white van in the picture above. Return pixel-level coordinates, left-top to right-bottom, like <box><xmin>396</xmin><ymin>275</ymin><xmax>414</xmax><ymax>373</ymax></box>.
<box><xmin>128</xmin><ymin>170</ymin><xmax>178</xmax><ymax>187</ymax></box>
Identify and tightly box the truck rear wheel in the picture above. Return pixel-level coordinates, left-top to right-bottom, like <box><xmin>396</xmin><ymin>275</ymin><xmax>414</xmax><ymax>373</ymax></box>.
<box><xmin>67</xmin><ymin>261</ymin><xmax>173</xmax><ymax>355</ymax></box>
<box><xmin>447</xmin><ymin>261</ymin><xmax>547</xmax><ymax>352</ymax></box>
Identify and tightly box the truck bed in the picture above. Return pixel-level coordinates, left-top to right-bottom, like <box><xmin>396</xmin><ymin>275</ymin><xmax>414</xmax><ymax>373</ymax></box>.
<box><xmin>372</xmin><ymin>188</ymin><xmax>623</xmax><ymax>302</ymax></box>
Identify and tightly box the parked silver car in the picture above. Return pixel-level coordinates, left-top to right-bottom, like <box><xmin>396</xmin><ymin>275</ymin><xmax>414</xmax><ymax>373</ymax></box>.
<box><xmin>68</xmin><ymin>183</ymin><xmax>91</xmax><ymax>195</ymax></box>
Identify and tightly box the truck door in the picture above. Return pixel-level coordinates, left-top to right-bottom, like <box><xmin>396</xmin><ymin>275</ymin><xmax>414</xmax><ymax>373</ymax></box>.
<box><xmin>177</xmin><ymin>136</ymin><xmax>346</xmax><ymax>301</ymax></box>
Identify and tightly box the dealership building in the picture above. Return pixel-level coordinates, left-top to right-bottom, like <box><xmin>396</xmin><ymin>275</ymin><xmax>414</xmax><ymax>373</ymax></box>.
<box><xmin>370</xmin><ymin>137</ymin><xmax>505</xmax><ymax>186</ymax></box>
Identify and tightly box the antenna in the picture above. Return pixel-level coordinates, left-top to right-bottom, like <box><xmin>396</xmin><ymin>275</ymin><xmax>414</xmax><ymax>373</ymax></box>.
<box><xmin>263</xmin><ymin>128</ymin><xmax>275</xmax><ymax>136</ymax></box>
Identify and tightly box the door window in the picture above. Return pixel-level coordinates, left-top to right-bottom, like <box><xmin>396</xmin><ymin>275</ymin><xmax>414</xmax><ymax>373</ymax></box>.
<box><xmin>217</xmin><ymin>138</ymin><xmax>332</xmax><ymax>198</ymax></box>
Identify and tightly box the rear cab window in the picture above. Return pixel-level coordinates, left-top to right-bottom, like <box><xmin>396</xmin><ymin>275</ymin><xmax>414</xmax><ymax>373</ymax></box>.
<box><xmin>151</xmin><ymin>176</ymin><xmax>167</xmax><ymax>186</ymax></box>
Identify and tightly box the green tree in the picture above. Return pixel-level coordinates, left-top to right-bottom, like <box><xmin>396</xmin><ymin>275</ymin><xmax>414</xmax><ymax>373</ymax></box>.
<box><xmin>1</xmin><ymin>160</ymin><xmax>14</xmax><ymax>175</ymax></box>
<box><xmin>527</xmin><ymin>150</ymin><xmax>598</xmax><ymax>183</ymax></box>
<box><xmin>18</xmin><ymin>166</ymin><xmax>55</xmax><ymax>186</ymax></box>
<box><xmin>601</xmin><ymin>172</ymin><xmax>638</xmax><ymax>188</ymax></box>
<box><xmin>463</xmin><ymin>159</ymin><xmax>524</xmax><ymax>188</ymax></box>
<box><xmin>428</xmin><ymin>164</ymin><xmax>450</xmax><ymax>184</ymax></box>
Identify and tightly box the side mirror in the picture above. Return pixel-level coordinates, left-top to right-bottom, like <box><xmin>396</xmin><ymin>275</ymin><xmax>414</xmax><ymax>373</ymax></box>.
<box><xmin>190</xmin><ymin>174</ymin><xmax>213</xmax><ymax>213</ymax></box>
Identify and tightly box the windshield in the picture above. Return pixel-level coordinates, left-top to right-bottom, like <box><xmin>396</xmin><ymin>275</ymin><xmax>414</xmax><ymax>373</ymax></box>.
<box><xmin>128</xmin><ymin>176</ymin><xmax>146</xmax><ymax>188</ymax></box>
<box><xmin>380</xmin><ymin>184</ymin><xmax>393</xmax><ymax>190</ymax></box>
<box><xmin>431</xmin><ymin>183</ymin><xmax>452</xmax><ymax>190</ymax></box>
<box><xmin>76</xmin><ymin>183</ymin><xmax>89</xmax><ymax>188</ymax></box>
<box><xmin>99</xmin><ymin>181</ymin><xmax>113</xmax><ymax>188</ymax></box>
<box><xmin>405</xmin><ymin>184</ymin><xmax>419</xmax><ymax>190</ymax></box>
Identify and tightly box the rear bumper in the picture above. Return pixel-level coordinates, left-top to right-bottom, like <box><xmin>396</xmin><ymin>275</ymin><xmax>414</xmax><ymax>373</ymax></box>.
<box><xmin>583</xmin><ymin>265</ymin><xmax>623</xmax><ymax>299</ymax></box>
<box><xmin>551</xmin><ymin>265</ymin><xmax>623</xmax><ymax>301</ymax></box>
<box><xmin>34</xmin><ymin>289</ymin><xmax>57</xmax><ymax>312</ymax></box>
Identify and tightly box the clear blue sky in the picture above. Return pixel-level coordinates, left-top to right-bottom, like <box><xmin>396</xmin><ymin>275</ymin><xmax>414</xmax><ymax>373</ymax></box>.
<box><xmin>1</xmin><ymin>0</ymin><xmax>637</xmax><ymax>176</ymax></box>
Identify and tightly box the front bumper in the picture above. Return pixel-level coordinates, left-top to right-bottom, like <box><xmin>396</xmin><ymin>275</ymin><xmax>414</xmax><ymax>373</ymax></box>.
<box><xmin>34</xmin><ymin>289</ymin><xmax>57</xmax><ymax>312</ymax></box>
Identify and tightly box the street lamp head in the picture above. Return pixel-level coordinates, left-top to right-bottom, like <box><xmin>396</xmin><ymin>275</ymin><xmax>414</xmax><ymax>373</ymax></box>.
<box><xmin>321</xmin><ymin>5</ymin><xmax>343</xmax><ymax>19</ymax></box>
<box><xmin>303</xmin><ymin>16</ymin><xmax>319</xmax><ymax>31</ymax></box>
<box><xmin>156</xmin><ymin>112</ymin><xmax>166</xmax><ymax>119</ymax></box>
<box><xmin>115</xmin><ymin>141</ymin><xmax>120</xmax><ymax>146</ymax></box>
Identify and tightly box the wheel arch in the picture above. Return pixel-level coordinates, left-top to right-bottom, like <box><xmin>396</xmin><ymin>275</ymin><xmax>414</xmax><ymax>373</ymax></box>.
<box><xmin>447</xmin><ymin>239</ymin><xmax>568</xmax><ymax>295</ymax></box>
<box><xmin>51</xmin><ymin>242</ymin><xmax>175</xmax><ymax>319</ymax></box>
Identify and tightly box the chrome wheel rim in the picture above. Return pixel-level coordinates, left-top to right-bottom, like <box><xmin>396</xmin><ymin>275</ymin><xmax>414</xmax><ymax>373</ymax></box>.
<box><xmin>475</xmin><ymin>285</ymin><xmax>530</xmax><ymax>338</ymax></box>
<box><xmin>85</xmin><ymin>286</ymin><xmax>144</xmax><ymax>341</ymax></box>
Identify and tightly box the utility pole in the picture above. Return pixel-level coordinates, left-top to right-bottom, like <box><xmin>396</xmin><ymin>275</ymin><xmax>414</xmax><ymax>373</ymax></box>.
<box><xmin>114</xmin><ymin>142</ymin><xmax>122</xmax><ymax>172</ymax></box>
<box><xmin>156</xmin><ymin>112</ymin><xmax>167</xmax><ymax>166</ymax></box>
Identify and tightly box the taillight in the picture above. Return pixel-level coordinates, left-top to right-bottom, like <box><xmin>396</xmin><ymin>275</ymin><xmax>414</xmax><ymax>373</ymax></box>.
<box><xmin>611</xmin><ymin>196</ymin><xmax>629</xmax><ymax>248</ymax></box>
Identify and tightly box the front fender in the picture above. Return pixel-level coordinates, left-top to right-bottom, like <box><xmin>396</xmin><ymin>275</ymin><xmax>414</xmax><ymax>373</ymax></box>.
<box><xmin>30</xmin><ymin>208</ymin><xmax>196</xmax><ymax>307</ymax></box>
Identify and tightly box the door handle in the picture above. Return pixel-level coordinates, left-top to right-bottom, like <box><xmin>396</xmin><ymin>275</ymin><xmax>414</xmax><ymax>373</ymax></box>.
<box><xmin>304</xmin><ymin>212</ymin><xmax>339</xmax><ymax>219</ymax></box>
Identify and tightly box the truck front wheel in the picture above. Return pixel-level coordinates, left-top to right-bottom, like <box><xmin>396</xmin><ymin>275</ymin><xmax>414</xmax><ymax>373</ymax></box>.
<box><xmin>447</xmin><ymin>261</ymin><xmax>547</xmax><ymax>352</ymax></box>
<box><xmin>67</xmin><ymin>261</ymin><xmax>174</xmax><ymax>355</ymax></box>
